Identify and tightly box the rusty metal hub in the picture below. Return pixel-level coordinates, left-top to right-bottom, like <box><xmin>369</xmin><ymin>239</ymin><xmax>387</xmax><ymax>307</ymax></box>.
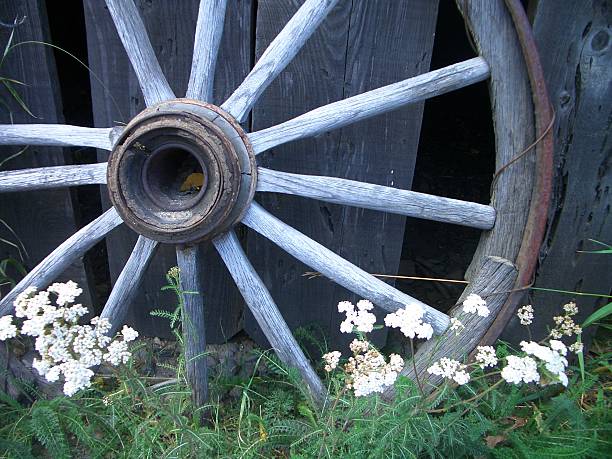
<box><xmin>107</xmin><ymin>100</ymin><xmax>256</xmax><ymax>243</ymax></box>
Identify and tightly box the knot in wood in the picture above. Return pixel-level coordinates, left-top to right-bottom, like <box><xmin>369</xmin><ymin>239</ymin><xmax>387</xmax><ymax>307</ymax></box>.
<box><xmin>107</xmin><ymin>100</ymin><xmax>256</xmax><ymax>243</ymax></box>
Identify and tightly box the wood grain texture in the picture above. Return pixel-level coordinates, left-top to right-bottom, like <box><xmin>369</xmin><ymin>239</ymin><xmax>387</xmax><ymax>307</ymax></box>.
<box><xmin>186</xmin><ymin>0</ymin><xmax>228</xmax><ymax>101</ymax></box>
<box><xmin>0</xmin><ymin>1</ymin><xmax>92</xmax><ymax>312</ymax></box>
<box><xmin>248</xmin><ymin>57</ymin><xmax>489</xmax><ymax>154</ymax></box>
<box><xmin>502</xmin><ymin>0</ymin><xmax>612</xmax><ymax>344</ymax></box>
<box><xmin>104</xmin><ymin>0</ymin><xmax>175</xmax><ymax>106</ymax></box>
<box><xmin>456</xmin><ymin>1</ymin><xmax>536</xmax><ymax>281</ymax></box>
<box><xmin>214</xmin><ymin>230</ymin><xmax>325</xmax><ymax>403</ymax></box>
<box><xmin>248</xmin><ymin>0</ymin><xmax>440</xmax><ymax>350</ymax></box>
<box><xmin>0</xmin><ymin>208</ymin><xmax>123</xmax><ymax>316</ymax></box>
<box><xmin>84</xmin><ymin>0</ymin><xmax>251</xmax><ymax>340</ymax></box>
<box><xmin>0</xmin><ymin>124</ymin><xmax>115</xmax><ymax>150</ymax></box>
<box><xmin>100</xmin><ymin>236</ymin><xmax>159</xmax><ymax>335</ymax></box>
<box><xmin>0</xmin><ymin>163</ymin><xmax>107</xmax><ymax>192</ymax></box>
<box><xmin>384</xmin><ymin>256</ymin><xmax>517</xmax><ymax>397</ymax></box>
<box><xmin>257</xmin><ymin>167</ymin><xmax>496</xmax><ymax>229</ymax></box>
<box><xmin>176</xmin><ymin>245</ymin><xmax>209</xmax><ymax>407</ymax></box>
<box><xmin>221</xmin><ymin>0</ymin><xmax>339</xmax><ymax>122</ymax></box>
<box><xmin>242</xmin><ymin>202</ymin><xmax>450</xmax><ymax>334</ymax></box>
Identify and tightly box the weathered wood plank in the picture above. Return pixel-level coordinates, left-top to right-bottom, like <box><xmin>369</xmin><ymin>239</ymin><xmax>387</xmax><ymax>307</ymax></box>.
<box><xmin>213</xmin><ymin>230</ymin><xmax>325</xmax><ymax>403</ymax></box>
<box><xmin>242</xmin><ymin>202</ymin><xmax>450</xmax><ymax>333</ymax></box>
<box><xmin>502</xmin><ymin>0</ymin><xmax>612</xmax><ymax>343</ymax></box>
<box><xmin>0</xmin><ymin>163</ymin><xmax>107</xmax><ymax>192</ymax></box>
<box><xmin>257</xmin><ymin>167</ymin><xmax>496</xmax><ymax>229</ymax></box>
<box><xmin>248</xmin><ymin>0</ymin><xmax>440</xmax><ymax>349</ymax></box>
<box><xmin>248</xmin><ymin>57</ymin><xmax>489</xmax><ymax>154</ymax></box>
<box><xmin>0</xmin><ymin>208</ymin><xmax>123</xmax><ymax>316</ymax></box>
<box><xmin>0</xmin><ymin>1</ymin><xmax>93</xmax><ymax>312</ymax></box>
<box><xmin>456</xmin><ymin>1</ymin><xmax>536</xmax><ymax>281</ymax></box>
<box><xmin>101</xmin><ymin>236</ymin><xmax>159</xmax><ymax>335</ymax></box>
<box><xmin>176</xmin><ymin>244</ymin><xmax>208</xmax><ymax>408</ymax></box>
<box><xmin>104</xmin><ymin>0</ymin><xmax>175</xmax><ymax>106</ymax></box>
<box><xmin>384</xmin><ymin>256</ymin><xmax>517</xmax><ymax>397</ymax></box>
<box><xmin>84</xmin><ymin>0</ymin><xmax>251</xmax><ymax>340</ymax></box>
<box><xmin>186</xmin><ymin>0</ymin><xmax>228</xmax><ymax>101</ymax></box>
<box><xmin>222</xmin><ymin>0</ymin><xmax>340</xmax><ymax>122</ymax></box>
<box><xmin>0</xmin><ymin>124</ymin><xmax>115</xmax><ymax>149</ymax></box>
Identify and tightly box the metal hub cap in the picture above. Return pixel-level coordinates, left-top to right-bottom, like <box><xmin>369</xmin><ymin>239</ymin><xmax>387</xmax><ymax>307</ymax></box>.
<box><xmin>107</xmin><ymin>100</ymin><xmax>256</xmax><ymax>243</ymax></box>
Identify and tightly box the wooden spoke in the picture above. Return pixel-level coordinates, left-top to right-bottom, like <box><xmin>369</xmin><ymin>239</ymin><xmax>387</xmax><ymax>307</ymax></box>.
<box><xmin>186</xmin><ymin>0</ymin><xmax>228</xmax><ymax>102</ymax></box>
<box><xmin>0</xmin><ymin>208</ymin><xmax>123</xmax><ymax>316</ymax></box>
<box><xmin>257</xmin><ymin>168</ymin><xmax>496</xmax><ymax>230</ymax></box>
<box><xmin>100</xmin><ymin>236</ymin><xmax>159</xmax><ymax>335</ymax></box>
<box><xmin>241</xmin><ymin>202</ymin><xmax>450</xmax><ymax>334</ymax></box>
<box><xmin>0</xmin><ymin>124</ymin><xmax>117</xmax><ymax>150</ymax></box>
<box><xmin>104</xmin><ymin>0</ymin><xmax>175</xmax><ymax>106</ymax></box>
<box><xmin>213</xmin><ymin>230</ymin><xmax>326</xmax><ymax>404</ymax></box>
<box><xmin>248</xmin><ymin>57</ymin><xmax>490</xmax><ymax>154</ymax></box>
<box><xmin>0</xmin><ymin>163</ymin><xmax>108</xmax><ymax>193</ymax></box>
<box><xmin>176</xmin><ymin>244</ymin><xmax>209</xmax><ymax>408</ymax></box>
<box><xmin>221</xmin><ymin>0</ymin><xmax>339</xmax><ymax>122</ymax></box>
<box><xmin>384</xmin><ymin>256</ymin><xmax>518</xmax><ymax>398</ymax></box>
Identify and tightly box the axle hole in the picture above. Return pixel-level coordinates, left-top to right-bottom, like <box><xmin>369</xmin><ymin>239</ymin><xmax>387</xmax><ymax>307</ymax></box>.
<box><xmin>143</xmin><ymin>144</ymin><xmax>206</xmax><ymax>210</ymax></box>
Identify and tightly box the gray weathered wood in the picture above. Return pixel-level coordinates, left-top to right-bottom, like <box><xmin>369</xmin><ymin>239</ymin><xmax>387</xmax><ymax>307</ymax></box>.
<box><xmin>242</xmin><ymin>202</ymin><xmax>450</xmax><ymax>334</ymax></box>
<box><xmin>0</xmin><ymin>208</ymin><xmax>123</xmax><ymax>316</ymax></box>
<box><xmin>0</xmin><ymin>124</ymin><xmax>115</xmax><ymax>150</ymax></box>
<box><xmin>248</xmin><ymin>57</ymin><xmax>490</xmax><ymax>154</ymax></box>
<box><xmin>213</xmin><ymin>230</ymin><xmax>325</xmax><ymax>403</ymax></box>
<box><xmin>456</xmin><ymin>1</ymin><xmax>536</xmax><ymax>282</ymax></box>
<box><xmin>248</xmin><ymin>0</ymin><xmax>440</xmax><ymax>350</ymax></box>
<box><xmin>0</xmin><ymin>163</ymin><xmax>107</xmax><ymax>192</ymax></box>
<box><xmin>104</xmin><ymin>0</ymin><xmax>175</xmax><ymax>106</ymax></box>
<box><xmin>84</xmin><ymin>0</ymin><xmax>251</xmax><ymax>340</ymax></box>
<box><xmin>257</xmin><ymin>167</ymin><xmax>496</xmax><ymax>230</ymax></box>
<box><xmin>0</xmin><ymin>0</ymin><xmax>93</xmax><ymax>315</ymax></box>
<box><xmin>186</xmin><ymin>0</ymin><xmax>228</xmax><ymax>101</ymax></box>
<box><xmin>100</xmin><ymin>236</ymin><xmax>159</xmax><ymax>335</ymax></box>
<box><xmin>221</xmin><ymin>0</ymin><xmax>339</xmax><ymax>122</ymax></box>
<box><xmin>502</xmin><ymin>0</ymin><xmax>612</xmax><ymax>344</ymax></box>
<box><xmin>384</xmin><ymin>256</ymin><xmax>518</xmax><ymax>397</ymax></box>
<box><xmin>176</xmin><ymin>244</ymin><xmax>209</xmax><ymax>408</ymax></box>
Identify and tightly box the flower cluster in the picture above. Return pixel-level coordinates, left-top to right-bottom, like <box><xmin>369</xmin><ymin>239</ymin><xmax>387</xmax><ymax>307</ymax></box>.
<box><xmin>501</xmin><ymin>355</ymin><xmax>540</xmax><ymax>384</ymax></box>
<box><xmin>343</xmin><ymin>339</ymin><xmax>404</xmax><ymax>397</ymax></box>
<box><xmin>1</xmin><ymin>282</ymin><xmax>138</xmax><ymax>396</ymax></box>
<box><xmin>462</xmin><ymin>294</ymin><xmax>490</xmax><ymax>317</ymax></box>
<box><xmin>517</xmin><ymin>304</ymin><xmax>534</xmax><ymax>325</ymax></box>
<box><xmin>519</xmin><ymin>340</ymin><xmax>569</xmax><ymax>386</ymax></box>
<box><xmin>322</xmin><ymin>350</ymin><xmax>341</xmax><ymax>372</ymax></box>
<box><xmin>427</xmin><ymin>358</ymin><xmax>470</xmax><ymax>385</ymax></box>
<box><xmin>551</xmin><ymin>302</ymin><xmax>582</xmax><ymax>339</ymax></box>
<box><xmin>338</xmin><ymin>300</ymin><xmax>377</xmax><ymax>333</ymax></box>
<box><xmin>384</xmin><ymin>304</ymin><xmax>433</xmax><ymax>340</ymax></box>
<box><xmin>474</xmin><ymin>345</ymin><xmax>498</xmax><ymax>369</ymax></box>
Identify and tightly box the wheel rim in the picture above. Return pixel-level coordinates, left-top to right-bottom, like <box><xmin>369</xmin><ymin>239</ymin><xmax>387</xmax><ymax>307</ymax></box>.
<box><xmin>0</xmin><ymin>0</ymin><xmax>552</xmax><ymax>405</ymax></box>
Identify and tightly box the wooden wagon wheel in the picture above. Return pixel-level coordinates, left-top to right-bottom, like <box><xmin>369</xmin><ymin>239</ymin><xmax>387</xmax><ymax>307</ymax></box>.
<box><xmin>0</xmin><ymin>0</ymin><xmax>552</xmax><ymax>405</ymax></box>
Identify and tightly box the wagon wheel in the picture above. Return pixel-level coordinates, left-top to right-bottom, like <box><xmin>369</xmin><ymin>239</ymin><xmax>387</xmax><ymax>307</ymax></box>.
<box><xmin>0</xmin><ymin>0</ymin><xmax>552</xmax><ymax>405</ymax></box>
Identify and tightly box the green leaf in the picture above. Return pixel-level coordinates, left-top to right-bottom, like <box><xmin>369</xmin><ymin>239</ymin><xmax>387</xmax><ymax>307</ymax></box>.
<box><xmin>582</xmin><ymin>301</ymin><xmax>612</xmax><ymax>328</ymax></box>
<box><xmin>2</xmin><ymin>80</ymin><xmax>36</xmax><ymax>118</ymax></box>
<box><xmin>29</xmin><ymin>405</ymin><xmax>71</xmax><ymax>459</ymax></box>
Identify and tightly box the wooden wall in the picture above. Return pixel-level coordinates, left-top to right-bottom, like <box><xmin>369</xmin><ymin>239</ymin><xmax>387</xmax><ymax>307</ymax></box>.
<box><xmin>502</xmin><ymin>0</ymin><xmax>612</xmax><ymax>342</ymax></box>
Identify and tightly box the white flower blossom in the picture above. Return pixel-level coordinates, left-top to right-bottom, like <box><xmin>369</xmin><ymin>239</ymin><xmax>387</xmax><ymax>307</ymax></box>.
<box><xmin>384</xmin><ymin>304</ymin><xmax>433</xmax><ymax>340</ymax></box>
<box><xmin>48</xmin><ymin>281</ymin><xmax>82</xmax><ymax>306</ymax></box>
<box><xmin>517</xmin><ymin>305</ymin><xmax>534</xmax><ymax>325</ymax></box>
<box><xmin>322</xmin><ymin>351</ymin><xmax>341</xmax><ymax>372</ymax></box>
<box><xmin>501</xmin><ymin>355</ymin><xmax>539</xmax><ymax>385</ymax></box>
<box><xmin>462</xmin><ymin>294</ymin><xmax>490</xmax><ymax>317</ymax></box>
<box><xmin>474</xmin><ymin>345</ymin><xmax>498</xmax><ymax>369</ymax></box>
<box><xmin>569</xmin><ymin>341</ymin><xmax>583</xmax><ymax>354</ymax></box>
<box><xmin>343</xmin><ymin>340</ymin><xmax>403</xmax><ymax>396</ymax></box>
<box><xmin>121</xmin><ymin>325</ymin><xmax>139</xmax><ymax>342</ymax></box>
<box><xmin>104</xmin><ymin>340</ymin><xmax>131</xmax><ymax>366</ymax></box>
<box><xmin>0</xmin><ymin>315</ymin><xmax>17</xmax><ymax>341</ymax></box>
<box><xmin>449</xmin><ymin>317</ymin><xmax>464</xmax><ymax>335</ymax></box>
<box><xmin>337</xmin><ymin>300</ymin><xmax>376</xmax><ymax>333</ymax></box>
<box><xmin>563</xmin><ymin>301</ymin><xmax>578</xmax><ymax>315</ymax></box>
<box><xmin>427</xmin><ymin>358</ymin><xmax>471</xmax><ymax>385</ymax></box>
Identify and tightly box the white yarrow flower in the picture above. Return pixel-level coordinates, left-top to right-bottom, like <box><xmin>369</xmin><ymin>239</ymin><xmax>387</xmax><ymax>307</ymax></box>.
<box><xmin>322</xmin><ymin>350</ymin><xmax>342</xmax><ymax>372</ymax></box>
<box><xmin>121</xmin><ymin>325</ymin><xmax>139</xmax><ymax>342</ymax></box>
<box><xmin>474</xmin><ymin>345</ymin><xmax>498</xmax><ymax>369</ymax></box>
<box><xmin>517</xmin><ymin>304</ymin><xmax>534</xmax><ymax>325</ymax></box>
<box><xmin>384</xmin><ymin>304</ymin><xmax>433</xmax><ymax>340</ymax></box>
<box><xmin>0</xmin><ymin>315</ymin><xmax>17</xmax><ymax>341</ymax></box>
<box><xmin>427</xmin><ymin>357</ymin><xmax>471</xmax><ymax>385</ymax></box>
<box><xmin>462</xmin><ymin>294</ymin><xmax>490</xmax><ymax>317</ymax></box>
<box><xmin>501</xmin><ymin>355</ymin><xmax>539</xmax><ymax>385</ymax></box>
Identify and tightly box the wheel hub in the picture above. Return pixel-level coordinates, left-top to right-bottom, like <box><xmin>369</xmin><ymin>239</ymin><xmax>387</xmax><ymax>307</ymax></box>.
<box><xmin>107</xmin><ymin>100</ymin><xmax>256</xmax><ymax>243</ymax></box>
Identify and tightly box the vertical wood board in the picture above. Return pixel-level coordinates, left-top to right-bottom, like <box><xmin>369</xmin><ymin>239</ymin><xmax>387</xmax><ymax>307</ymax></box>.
<box><xmin>0</xmin><ymin>1</ymin><xmax>91</xmax><ymax>304</ymax></box>
<box><xmin>248</xmin><ymin>0</ymin><xmax>439</xmax><ymax>350</ymax></box>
